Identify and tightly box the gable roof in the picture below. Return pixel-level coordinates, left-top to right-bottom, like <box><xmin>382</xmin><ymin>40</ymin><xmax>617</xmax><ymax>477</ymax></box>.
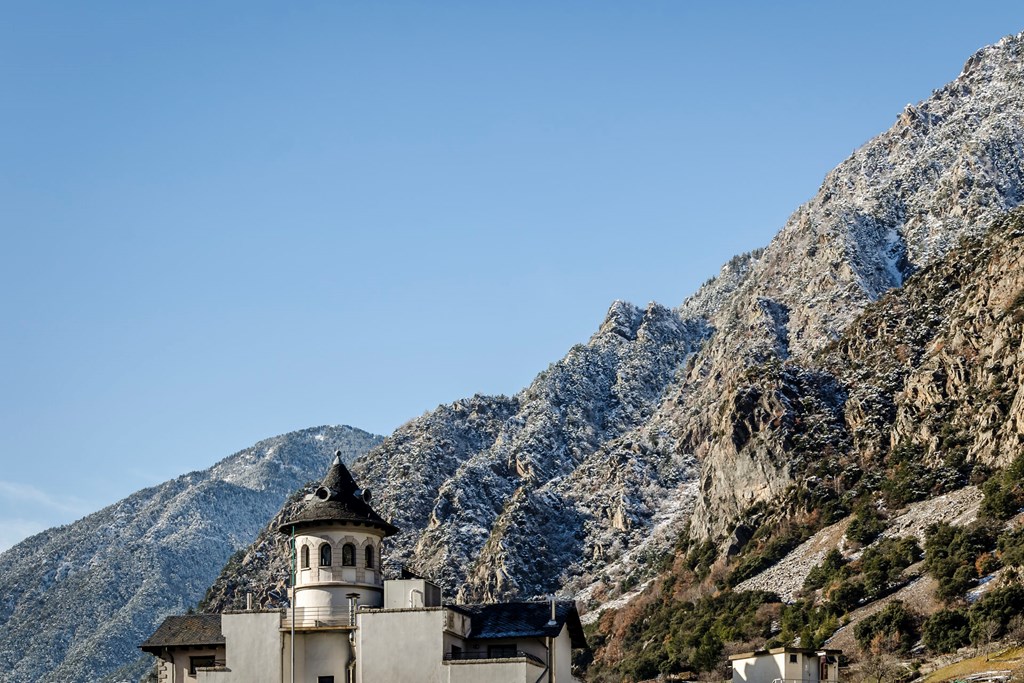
<box><xmin>455</xmin><ymin>601</ymin><xmax>588</xmax><ymax>649</ymax></box>
<box><xmin>279</xmin><ymin>453</ymin><xmax>398</xmax><ymax>536</ymax></box>
<box><xmin>139</xmin><ymin>614</ymin><xmax>224</xmax><ymax>653</ymax></box>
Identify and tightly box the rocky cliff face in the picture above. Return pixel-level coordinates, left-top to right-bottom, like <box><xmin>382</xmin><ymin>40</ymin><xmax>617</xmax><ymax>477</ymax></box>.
<box><xmin>678</xmin><ymin>31</ymin><xmax>1024</xmax><ymax>542</ymax></box>
<box><xmin>204</xmin><ymin>33</ymin><xmax>1024</xmax><ymax>624</ymax></box>
<box><xmin>589</xmin><ymin>205</ymin><xmax>1024</xmax><ymax>676</ymax></box>
<box><xmin>0</xmin><ymin>425</ymin><xmax>381</xmax><ymax>683</ymax></box>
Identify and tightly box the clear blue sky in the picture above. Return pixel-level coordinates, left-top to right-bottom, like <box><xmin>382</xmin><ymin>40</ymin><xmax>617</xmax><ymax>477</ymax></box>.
<box><xmin>1</xmin><ymin>1</ymin><xmax>1021</xmax><ymax>551</ymax></box>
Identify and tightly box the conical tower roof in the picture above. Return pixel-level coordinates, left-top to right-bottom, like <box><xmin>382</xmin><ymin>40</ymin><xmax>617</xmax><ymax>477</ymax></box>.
<box><xmin>279</xmin><ymin>452</ymin><xmax>399</xmax><ymax>536</ymax></box>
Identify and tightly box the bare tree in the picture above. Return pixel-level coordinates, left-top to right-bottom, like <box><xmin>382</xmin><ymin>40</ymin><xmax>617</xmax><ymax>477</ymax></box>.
<box><xmin>1006</xmin><ymin>614</ymin><xmax>1024</xmax><ymax>646</ymax></box>
<box><xmin>979</xmin><ymin>618</ymin><xmax>1001</xmax><ymax>661</ymax></box>
<box><xmin>858</xmin><ymin>633</ymin><xmax>905</xmax><ymax>683</ymax></box>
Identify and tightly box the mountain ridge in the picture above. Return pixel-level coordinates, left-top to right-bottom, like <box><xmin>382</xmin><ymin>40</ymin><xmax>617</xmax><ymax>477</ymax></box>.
<box><xmin>8</xmin><ymin>28</ymin><xmax>1024</xmax><ymax>683</ymax></box>
<box><xmin>203</xmin><ymin>29</ymin><xmax>1024</xmax><ymax>629</ymax></box>
<box><xmin>0</xmin><ymin>424</ymin><xmax>382</xmax><ymax>683</ymax></box>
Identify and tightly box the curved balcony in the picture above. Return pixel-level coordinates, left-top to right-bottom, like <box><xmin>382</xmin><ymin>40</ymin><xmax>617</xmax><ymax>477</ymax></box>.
<box><xmin>299</xmin><ymin>565</ymin><xmax>382</xmax><ymax>587</ymax></box>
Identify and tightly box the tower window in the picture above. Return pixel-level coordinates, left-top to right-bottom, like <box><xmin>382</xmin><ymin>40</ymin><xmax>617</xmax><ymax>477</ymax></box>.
<box><xmin>342</xmin><ymin>543</ymin><xmax>356</xmax><ymax>567</ymax></box>
<box><xmin>365</xmin><ymin>545</ymin><xmax>375</xmax><ymax>569</ymax></box>
<box><xmin>301</xmin><ymin>545</ymin><xmax>310</xmax><ymax>569</ymax></box>
<box><xmin>320</xmin><ymin>543</ymin><xmax>332</xmax><ymax>567</ymax></box>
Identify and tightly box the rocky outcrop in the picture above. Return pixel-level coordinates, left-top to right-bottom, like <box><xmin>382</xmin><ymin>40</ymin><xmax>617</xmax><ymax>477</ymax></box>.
<box><xmin>356</xmin><ymin>301</ymin><xmax>710</xmax><ymax>601</ymax></box>
<box><xmin>679</xmin><ymin>32</ymin><xmax>1024</xmax><ymax>541</ymax></box>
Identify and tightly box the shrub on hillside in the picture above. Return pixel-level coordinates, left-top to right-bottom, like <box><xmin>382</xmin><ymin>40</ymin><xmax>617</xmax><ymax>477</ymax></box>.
<box><xmin>924</xmin><ymin>521</ymin><xmax>999</xmax><ymax>603</ymax></box>
<box><xmin>825</xmin><ymin>578</ymin><xmax>866</xmax><ymax>613</ymax></box>
<box><xmin>776</xmin><ymin>598</ymin><xmax>839</xmax><ymax>650</ymax></box>
<box><xmin>847</xmin><ymin>501</ymin><xmax>887</xmax><ymax>545</ymax></box>
<box><xmin>805</xmin><ymin>549</ymin><xmax>850</xmax><ymax>590</ymax></box>
<box><xmin>968</xmin><ymin>584</ymin><xmax>1024</xmax><ymax>643</ymax></box>
<box><xmin>997</xmin><ymin>526</ymin><xmax>1024</xmax><ymax>568</ymax></box>
<box><xmin>854</xmin><ymin>601</ymin><xmax>920</xmax><ymax>655</ymax></box>
<box><xmin>922</xmin><ymin>608</ymin><xmax>971</xmax><ymax>653</ymax></box>
<box><xmin>980</xmin><ymin>454</ymin><xmax>1024</xmax><ymax>520</ymax></box>
<box><xmin>861</xmin><ymin>537</ymin><xmax>922</xmax><ymax>599</ymax></box>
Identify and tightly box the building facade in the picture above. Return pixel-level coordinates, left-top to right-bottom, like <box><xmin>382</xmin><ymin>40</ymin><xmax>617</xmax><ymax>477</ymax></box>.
<box><xmin>729</xmin><ymin>647</ymin><xmax>841</xmax><ymax>683</ymax></box>
<box><xmin>141</xmin><ymin>454</ymin><xmax>586</xmax><ymax>683</ymax></box>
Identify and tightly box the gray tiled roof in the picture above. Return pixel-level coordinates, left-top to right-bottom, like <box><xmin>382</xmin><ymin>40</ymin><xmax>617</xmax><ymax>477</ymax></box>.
<box><xmin>279</xmin><ymin>454</ymin><xmax>398</xmax><ymax>536</ymax></box>
<box><xmin>455</xmin><ymin>601</ymin><xmax>588</xmax><ymax>649</ymax></box>
<box><xmin>139</xmin><ymin>614</ymin><xmax>224</xmax><ymax>653</ymax></box>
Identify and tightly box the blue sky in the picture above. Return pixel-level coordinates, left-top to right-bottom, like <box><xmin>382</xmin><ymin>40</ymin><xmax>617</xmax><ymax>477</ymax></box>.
<box><xmin>1</xmin><ymin>2</ymin><xmax>1022</xmax><ymax>551</ymax></box>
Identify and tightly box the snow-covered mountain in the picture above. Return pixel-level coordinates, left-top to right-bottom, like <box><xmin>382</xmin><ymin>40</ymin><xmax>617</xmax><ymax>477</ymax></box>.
<box><xmin>209</xmin><ymin>30</ymin><xmax>1024</xmax><ymax>628</ymax></box>
<box><xmin>0</xmin><ymin>425</ymin><xmax>381</xmax><ymax>683</ymax></box>
<box><xmin>10</xmin><ymin>28</ymin><xmax>1024</xmax><ymax>683</ymax></box>
<box><xmin>360</xmin><ymin>28</ymin><xmax>1024</xmax><ymax>601</ymax></box>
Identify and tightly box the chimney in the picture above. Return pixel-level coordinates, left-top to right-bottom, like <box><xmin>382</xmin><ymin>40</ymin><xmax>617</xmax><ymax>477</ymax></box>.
<box><xmin>246</xmin><ymin>592</ymin><xmax>253</xmax><ymax>611</ymax></box>
<box><xmin>347</xmin><ymin>592</ymin><xmax>361</xmax><ymax>626</ymax></box>
<box><xmin>546</xmin><ymin>595</ymin><xmax>557</xmax><ymax>627</ymax></box>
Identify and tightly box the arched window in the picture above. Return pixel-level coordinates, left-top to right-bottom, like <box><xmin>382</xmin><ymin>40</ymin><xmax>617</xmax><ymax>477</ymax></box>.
<box><xmin>319</xmin><ymin>543</ymin><xmax>332</xmax><ymax>567</ymax></box>
<box><xmin>365</xmin><ymin>545</ymin><xmax>375</xmax><ymax>569</ymax></box>
<box><xmin>342</xmin><ymin>543</ymin><xmax>356</xmax><ymax>567</ymax></box>
<box><xmin>300</xmin><ymin>545</ymin><xmax>309</xmax><ymax>569</ymax></box>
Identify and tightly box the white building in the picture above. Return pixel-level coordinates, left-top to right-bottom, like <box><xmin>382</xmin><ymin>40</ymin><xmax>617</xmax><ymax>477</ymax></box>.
<box><xmin>141</xmin><ymin>454</ymin><xmax>586</xmax><ymax>683</ymax></box>
<box><xmin>729</xmin><ymin>647</ymin><xmax>841</xmax><ymax>683</ymax></box>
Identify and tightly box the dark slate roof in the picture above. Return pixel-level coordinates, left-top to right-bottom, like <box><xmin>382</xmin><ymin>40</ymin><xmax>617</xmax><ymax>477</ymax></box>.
<box><xmin>278</xmin><ymin>453</ymin><xmax>399</xmax><ymax>536</ymax></box>
<box><xmin>455</xmin><ymin>601</ymin><xmax>588</xmax><ymax>649</ymax></box>
<box><xmin>139</xmin><ymin>614</ymin><xmax>224</xmax><ymax>653</ymax></box>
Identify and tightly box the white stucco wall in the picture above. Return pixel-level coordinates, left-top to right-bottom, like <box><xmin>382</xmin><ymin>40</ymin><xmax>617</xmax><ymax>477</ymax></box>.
<box><xmin>445</xmin><ymin>658</ymin><xmax>545</xmax><ymax>683</ymax></box>
<box><xmin>283</xmin><ymin>630</ymin><xmax>352</xmax><ymax>683</ymax></box>
<box><xmin>194</xmin><ymin>612</ymin><xmax>281</xmax><ymax>683</ymax></box>
<box><xmin>383</xmin><ymin>579</ymin><xmax>443</xmax><ymax>608</ymax></box>
<box><xmin>553</xmin><ymin>626</ymin><xmax>575</xmax><ymax>683</ymax></box>
<box><xmin>733</xmin><ymin>650</ymin><xmax>831</xmax><ymax>683</ymax></box>
<box><xmin>732</xmin><ymin>652</ymin><xmax>784</xmax><ymax>683</ymax></box>
<box><xmin>357</xmin><ymin>608</ymin><xmax>447</xmax><ymax>683</ymax></box>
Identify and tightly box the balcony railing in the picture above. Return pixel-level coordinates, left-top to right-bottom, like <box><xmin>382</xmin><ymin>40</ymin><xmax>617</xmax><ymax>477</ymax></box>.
<box><xmin>282</xmin><ymin>606</ymin><xmax>353</xmax><ymax>628</ymax></box>
<box><xmin>301</xmin><ymin>566</ymin><xmax>382</xmax><ymax>586</ymax></box>
<box><xmin>444</xmin><ymin>651</ymin><xmax>546</xmax><ymax>667</ymax></box>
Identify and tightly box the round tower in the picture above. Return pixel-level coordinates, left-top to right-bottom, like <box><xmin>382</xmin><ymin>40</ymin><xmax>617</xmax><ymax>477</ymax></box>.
<box><xmin>279</xmin><ymin>452</ymin><xmax>398</xmax><ymax>619</ymax></box>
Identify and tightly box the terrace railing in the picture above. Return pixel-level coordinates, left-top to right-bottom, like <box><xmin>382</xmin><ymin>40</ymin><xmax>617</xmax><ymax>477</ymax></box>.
<box><xmin>282</xmin><ymin>606</ymin><xmax>353</xmax><ymax>628</ymax></box>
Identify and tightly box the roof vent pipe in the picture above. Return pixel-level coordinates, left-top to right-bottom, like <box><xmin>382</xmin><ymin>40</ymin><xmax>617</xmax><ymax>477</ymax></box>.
<box><xmin>546</xmin><ymin>595</ymin><xmax>557</xmax><ymax>627</ymax></box>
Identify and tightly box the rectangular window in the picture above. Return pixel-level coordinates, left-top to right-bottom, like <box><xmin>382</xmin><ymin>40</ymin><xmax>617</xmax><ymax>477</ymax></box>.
<box><xmin>789</xmin><ymin>654</ymin><xmax>798</xmax><ymax>663</ymax></box>
<box><xmin>317</xmin><ymin>677</ymin><xmax>335</xmax><ymax>683</ymax></box>
<box><xmin>189</xmin><ymin>656</ymin><xmax>215</xmax><ymax>674</ymax></box>
<box><xmin>487</xmin><ymin>644</ymin><xmax>518</xmax><ymax>659</ymax></box>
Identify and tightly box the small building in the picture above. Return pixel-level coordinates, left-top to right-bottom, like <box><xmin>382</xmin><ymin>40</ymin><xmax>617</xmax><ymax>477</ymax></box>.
<box><xmin>729</xmin><ymin>647</ymin><xmax>841</xmax><ymax>683</ymax></box>
<box><xmin>141</xmin><ymin>453</ymin><xmax>587</xmax><ymax>683</ymax></box>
